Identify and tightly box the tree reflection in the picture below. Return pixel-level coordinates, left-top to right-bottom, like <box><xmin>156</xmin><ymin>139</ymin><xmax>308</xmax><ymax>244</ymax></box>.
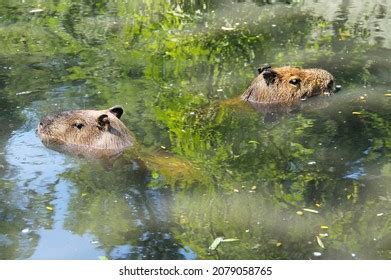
<box><xmin>0</xmin><ymin>0</ymin><xmax>389</xmax><ymax>259</ymax></box>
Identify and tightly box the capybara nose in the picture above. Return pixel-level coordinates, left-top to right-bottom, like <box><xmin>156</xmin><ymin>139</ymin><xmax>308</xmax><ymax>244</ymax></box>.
<box><xmin>39</xmin><ymin>114</ymin><xmax>55</xmax><ymax>127</ymax></box>
<box><xmin>327</xmin><ymin>80</ymin><xmax>335</xmax><ymax>91</ymax></box>
<box><xmin>38</xmin><ymin>116</ymin><xmax>52</xmax><ymax>131</ymax></box>
<box><xmin>38</xmin><ymin>120</ymin><xmax>47</xmax><ymax>130</ymax></box>
<box><xmin>37</xmin><ymin>121</ymin><xmax>44</xmax><ymax>134</ymax></box>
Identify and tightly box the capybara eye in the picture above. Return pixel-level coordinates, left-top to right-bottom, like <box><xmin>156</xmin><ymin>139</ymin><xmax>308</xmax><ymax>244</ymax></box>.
<box><xmin>289</xmin><ymin>78</ymin><xmax>300</xmax><ymax>86</ymax></box>
<box><xmin>74</xmin><ymin>123</ymin><xmax>84</xmax><ymax>130</ymax></box>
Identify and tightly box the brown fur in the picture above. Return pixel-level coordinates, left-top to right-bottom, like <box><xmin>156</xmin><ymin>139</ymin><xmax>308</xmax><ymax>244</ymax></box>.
<box><xmin>241</xmin><ymin>66</ymin><xmax>335</xmax><ymax>104</ymax></box>
<box><xmin>37</xmin><ymin>106</ymin><xmax>136</xmax><ymax>161</ymax></box>
<box><xmin>37</xmin><ymin>106</ymin><xmax>203</xmax><ymax>184</ymax></box>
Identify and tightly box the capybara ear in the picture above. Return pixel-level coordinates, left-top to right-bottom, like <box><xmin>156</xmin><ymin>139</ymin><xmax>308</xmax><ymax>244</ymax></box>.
<box><xmin>97</xmin><ymin>114</ymin><xmax>110</xmax><ymax>129</ymax></box>
<box><xmin>257</xmin><ymin>64</ymin><xmax>271</xmax><ymax>74</ymax></box>
<box><xmin>262</xmin><ymin>69</ymin><xmax>277</xmax><ymax>86</ymax></box>
<box><xmin>109</xmin><ymin>106</ymin><xmax>124</xmax><ymax>119</ymax></box>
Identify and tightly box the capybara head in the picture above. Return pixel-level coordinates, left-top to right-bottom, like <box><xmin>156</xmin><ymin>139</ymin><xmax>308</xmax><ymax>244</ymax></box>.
<box><xmin>37</xmin><ymin>106</ymin><xmax>136</xmax><ymax>160</ymax></box>
<box><xmin>241</xmin><ymin>65</ymin><xmax>336</xmax><ymax>104</ymax></box>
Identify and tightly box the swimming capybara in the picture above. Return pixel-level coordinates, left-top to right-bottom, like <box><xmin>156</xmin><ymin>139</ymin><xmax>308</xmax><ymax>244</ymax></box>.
<box><xmin>37</xmin><ymin>106</ymin><xmax>198</xmax><ymax>182</ymax></box>
<box><xmin>37</xmin><ymin>106</ymin><xmax>136</xmax><ymax>161</ymax></box>
<box><xmin>241</xmin><ymin>65</ymin><xmax>336</xmax><ymax>105</ymax></box>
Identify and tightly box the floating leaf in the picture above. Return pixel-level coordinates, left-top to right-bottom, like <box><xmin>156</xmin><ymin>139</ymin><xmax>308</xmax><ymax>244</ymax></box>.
<box><xmin>296</xmin><ymin>211</ymin><xmax>304</xmax><ymax>216</ymax></box>
<box><xmin>209</xmin><ymin>237</ymin><xmax>224</xmax><ymax>251</ymax></box>
<box><xmin>316</xmin><ymin>236</ymin><xmax>325</xmax><ymax>249</ymax></box>
<box><xmin>221</xmin><ymin>26</ymin><xmax>235</xmax><ymax>31</ymax></box>
<box><xmin>276</xmin><ymin>242</ymin><xmax>282</xmax><ymax>247</ymax></box>
<box><xmin>29</xmin><ymin>8</ymin><xmax>44</xmax><ymax>13</ymax></box>
<box><xmin>384</xmin><ymin>93</ymin><xmax>391</xmax><ymax>97</ymax></box>
<box><xmin>221</xmin><ymin>238</ymin><xmax>240</xmax><ymax>243</ymax></box>
<box><xmin>46</xmin><ymin>206</ymin><xmax>53</xmax><ymax>211</ymax></box>
<box><xmin>320</xmin><ymin>225</ymin><xmax>329</xmax><ymax>229</ymax></box>
<box><xmin>352</xmin><ymin>112</ymin><xmax>363</xmax><ymax>115</ymax></box>
<box><xmin>303</xmin><ymin>208</ymin><xmax>319</xmax><ymax>214</ymax></box>
<box><xmin>15</xmin><ymin>91</ymin><xmax>32</xmax><ymax>96</ymax></box>
<box><xmin>377</xmin><ymin>213</ymin><xmax>384</xmax><ymax>217</ymax></box>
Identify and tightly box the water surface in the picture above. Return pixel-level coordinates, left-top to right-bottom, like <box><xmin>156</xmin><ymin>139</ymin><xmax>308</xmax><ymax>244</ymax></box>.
<box><xmin>0</xmin><ymin>0</ymin><xmax>390</xmax><ymax>260</ymax></box>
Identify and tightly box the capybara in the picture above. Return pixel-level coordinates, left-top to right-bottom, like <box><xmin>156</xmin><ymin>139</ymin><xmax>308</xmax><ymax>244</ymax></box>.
<box><xmin>37</xmin><ymin>106</ymin><xmax>136</xmax><ymax>161</ymax></box>
<box><xmin>241</xmin><ymin>65</ymin><xmax>336</xmax><ymax>105</ymax></box>
<box><xmin>37</xmin><ymin>106</ymin><xmax>198</xmax><ymax>183</ymax></box>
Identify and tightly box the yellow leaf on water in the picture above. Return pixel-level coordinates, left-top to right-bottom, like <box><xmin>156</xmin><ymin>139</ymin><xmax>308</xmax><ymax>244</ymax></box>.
<box><xmin>209</xmin><ymin>237</ymin><xmax>224</xmax><ymax>251</ymax></box>
<box><xmin>352</xmin><ymin>112</ymin><xmax>363</xmax><ymax>115</ymax></box>
<box><xmin>296</xmin><ymin>211</ymin><xmax>304</xmax><ymax>216</ymax></box>
<box><xmin>320</xmin><ymin>225</ymin><xmax>329</xmax><ymax>229</ymax></box>
<box><xmin>29</xmin><ymin>8</ymin><xmax>44</xmax><ymax>13</ymax></box>
<box><xmin>221</xmin><ymin>26</ymin><xmax>235</xmax><ymax>31</ymax></box>
<box><xmin>46</xmin><ymin>206</ymin><xmax>53</xmax><ymax>211</ymax></box>
<box><xmin>303</xmin><ymin>208</ymin><xmax>319</xmax><ymax>214</ymax></box>
<box><xmin>316</xmin><ymin>236</ymin><xmax>325</xmax><ymax>249</ymax></box>
<box><xmin>384</xmin><ymin>93</ymin><xmax>391</xmax><ymax>97</ymax></box>
<box><xmin>221</xmin><ymin>238</ymin><xmax>240</xmax><ymax>243</ymax></box>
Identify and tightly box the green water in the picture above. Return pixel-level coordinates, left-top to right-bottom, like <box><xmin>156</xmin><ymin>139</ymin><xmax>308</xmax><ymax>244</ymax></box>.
<box><xmin>0</xmin><ymin>0</ymin><xmax>390</xmax><ymax>260</ymax></box>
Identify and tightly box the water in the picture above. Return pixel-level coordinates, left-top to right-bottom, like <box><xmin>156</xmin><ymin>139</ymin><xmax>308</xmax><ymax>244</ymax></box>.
<box><xmin>0</xmin><ymin>0</ymin><xmax>390</xmax><ymax>260</ymax></box>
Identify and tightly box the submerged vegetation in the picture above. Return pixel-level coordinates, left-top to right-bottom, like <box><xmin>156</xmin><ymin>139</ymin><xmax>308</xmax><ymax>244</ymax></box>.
<box><xmin>0</xmin><ymin>0</ymin><xmax>390</xmax><ymax>259</ymax></box>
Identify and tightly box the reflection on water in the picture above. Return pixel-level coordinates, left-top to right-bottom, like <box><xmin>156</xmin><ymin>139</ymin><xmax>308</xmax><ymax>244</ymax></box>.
<box><xmin>300</xmin><ymin>0</ymin><xmax>391</xmax><ymax>48</ymax></box>
<box><xmin>0</xmin><ymin>0</ymin><xmax>390</xmax><ymax>260</ymax></box>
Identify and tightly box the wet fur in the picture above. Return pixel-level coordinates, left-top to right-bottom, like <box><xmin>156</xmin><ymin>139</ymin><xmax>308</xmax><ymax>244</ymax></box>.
<box><xmin>241</xmin><ymin>66</ymin><xmax>335</xmax><ymax>105</ymax></box>
<box><xmin>37</xmin><ymin>106</ymin><xmax>136</xmax><ymax>161</ymax></box>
